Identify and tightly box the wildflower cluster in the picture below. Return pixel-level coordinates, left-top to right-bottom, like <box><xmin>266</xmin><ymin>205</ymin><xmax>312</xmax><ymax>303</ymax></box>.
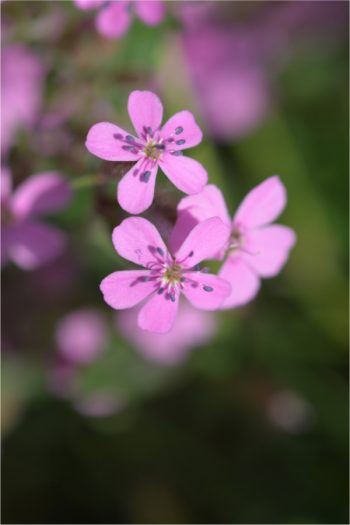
<box><xmin>87</xmin><ymin>90</ymin><xmax>296</xmax><ymax>333</ymax></box>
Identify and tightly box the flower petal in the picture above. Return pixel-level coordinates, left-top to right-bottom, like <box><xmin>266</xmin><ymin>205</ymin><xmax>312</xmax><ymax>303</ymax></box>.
<box><xmin>8</xmin><ymin>221</ymin><xmax>66</xmax><ymax>270</ymax></box>
<box><xmin>100</xmin><ymin>270</ymin><xmax>156</xmax><ymax>309</ymax></box>
<box><xmin>219</xmin><ymin>257</ymin><xmax>261</xmax><ymax>309</ymax></box>
<box><xmin>138</xmin><ymin>289</ymin><xmax>179</xmax><ymax>333</ymax></box>
<box><xmin>12</xmin><ymin>172</ymin><xmax>72</xmax><ymax>219</ymax></box>
<box><xmin>128</xmin><ymin>90</ymin><xmax>163</xmax><ymax>138</ymax></box>
<box><xmin>117</xmin><ymin>158</ymin><xmax>158</xmax><ymax>214</ymax></box>
<box><xmin>174</xmin><ymin>217</ymin><xmax>230</xmax><ymax>268</ymax></box>
<box><xmin>112</xmin><ymin>216</ymin><xmax>168</xmax><ymax>268</ymax></box>
<box><xmin>96</xmin><ymin>2</ymin><xmax>131</xmax><ymax>38</ymax></box>
<box><xmin>73</xmin><ymin>0</ymin><xmax>104</xmax><ymax>9</ymax></box>
<box><xmin>86</xmin><ymin>122</ymin><xmax>139</xmax><ymax>161</ymax></box>
<box><xmin>233</xmin><ymin>176</ymin><xmax>287</xmax><ymax>228</ymax></box>
<box><xmin>243</xmin><ymin>224</ymin><xmax>296</xmax><ymax>277</ymax></box>
<box><xmin>134</xmin><ymin>0</ymin><xmax>165</xmax><ymax>25</ymax></box>
<box><xmin>160</xmin><ymin>154</ymin><xmax>208</xmax><ymax>195</ymax></box>
<box><xmin>182</xmin><ymin>272</ymin><xmax>231</xmax><ymax>310</ymax></box>
<box><xmin>161</xmin><ymin>110</ymin><xmax>203</xmax><ymax>150</ymax></box>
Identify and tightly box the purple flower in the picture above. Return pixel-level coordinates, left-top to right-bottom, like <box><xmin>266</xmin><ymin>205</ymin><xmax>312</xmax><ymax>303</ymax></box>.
<box><xmin>86</xmin><ymin>90</ymin><xmax>207</xmax><ymax>214</ymax></box>
<box><xmin>171</xmin><ymin>176</ymin><xmax>296</xmax><ymax>309</ymax></box>
<box><xmin>1</xmin><ymin>45</ymin><xmax>46</xmax><ymax>154</ymax></box>
<box><xmin>1</xmin><ymin>168</ymin><xmax>72</xmax><ymax>270</ymax></box>
<box><xmin>100</xmin><ymin>216</ymin><xmax>231</xmax><ymax>333</ymax></box>
<box><xmin>117</xmin><ymin>300</ymin><xmax>217</xmax><ymax>366</ymax></box>
<box><xmin>73</xmin><ymin>0</ymin><xmax>165</xmax><ymax>38</ymax></box>
<box><xmin>55</xmin><ymin>308</ymin><xmax>107</xmax><ymax>365</ymax></box>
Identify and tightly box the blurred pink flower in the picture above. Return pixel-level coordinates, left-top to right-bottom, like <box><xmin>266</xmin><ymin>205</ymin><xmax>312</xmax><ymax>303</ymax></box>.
<box><xmin>172</xmin><ymin>177</ymin><xmax>296</xmax><ymax>309</ymax></box>
<box><xmin>117</xmin><ymin>300</ymin><xmax>217</xmax><ymax>366</ymax></box>
<box><xmin>1</xmin><ymin>168</ymin><xmax>71</xmax><ymax>270</ymax></box>
<box><xmin>86</xmin><ymin>90</ymin><xmax>207</xmax><ymax>214</ymax></box>
<box><xmin>100</xmin><ymin>216</ymin><xmax>231</xmax><ymax>333</ymax></box>
<box><xmin>1</xmin><ymin>45</ymin><xmax>46</xmax><ymax>154</ymax></box>
<box><xmin>55</xmin><ymin>308</ymin><xmax>107</xmax><ymax>365</ymax></box>
<box><xmin>74</xmin><ymin>391</ymin><xmax>123</xmax><ymax>417</ymax></box>
<box><xmin>73</xmin><ymin>0</ymin><xmax>165</xmax><ymax>38</ymax></box>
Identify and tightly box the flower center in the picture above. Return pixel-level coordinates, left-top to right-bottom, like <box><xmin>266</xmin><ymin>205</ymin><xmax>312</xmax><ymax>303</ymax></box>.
<box><xmin>228</xmin><ymin>227</ymin><xmax>244</xmax><ymax>254</ymax></box>
<box><xmin>162</xmin><ymin>262</ymin><xmax>183</xmax><ymax>285</ymax></box>
<box><xmin>143</xmin><ymin>140</ymin><xmax>165</xmax><ymax>160</ymax></box>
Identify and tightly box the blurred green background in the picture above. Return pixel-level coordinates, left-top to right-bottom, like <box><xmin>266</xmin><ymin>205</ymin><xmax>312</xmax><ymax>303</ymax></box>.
<box><xmin>1</xmin><ymin>1</ymin><xmax>349</xmax><ymax>523</ymax></box>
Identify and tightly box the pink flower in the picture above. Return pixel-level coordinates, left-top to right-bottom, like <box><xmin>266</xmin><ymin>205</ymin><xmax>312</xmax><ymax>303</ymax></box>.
<box><xmin>73</xmin><ymin>0</ymin><xmax>165</xmax><ymax>38</ymax></box>
<box><xmin>1</xmin><ymin>45</ymin><xmax>46</xmax><ymax>154</ymax></box>
<box><xmin>100</xmin><ymin>216</ymin><xmax>231</xmax><ymax>333</ymax></box>
<box><xmin>1</xmin><ymin>168</ymin><xmax>72</xmax><ymax>270</ymax></box>
<box><xmin>117</xmin><ymin>300</ymin><xmax>217</xmax><ymax>366</ymax></box>
<box><xmin>171</xmin><ymin>176</ymin><xmax>296</xmax><ymax>309</ymax></box>
<box><xmin>55</xmin><ymin>308</ymin><xmax>107</xmax><ymax>365</ymax></box>
<box><xmin>86</xmin><ymin>90</ymin><xmax>207</xmax><ymax>214</ymax></box>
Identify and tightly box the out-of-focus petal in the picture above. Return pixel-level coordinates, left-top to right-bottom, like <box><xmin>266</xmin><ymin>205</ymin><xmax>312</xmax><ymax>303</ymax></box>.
<box><xmin>86</xmin><ymin>122</ymin><xmax>139</xmax><ymax>161</ymax></box>
<box><xmin>233</xmin><ymin>176</ymin><xmax>287</xmax><ymax>228</ymax></box>
<box><xmin>128</xmin><ymin>90</ymin><xmax>163</xmax><ymax>138</ymax></box>
<box><xmin>117</xmin><ymin>159</ymin><xmax>158</xmax><ymax>214</ymax></box>
<box><xmin>138</xmin><ymin>289</ymin><xmax>179</xmax><ymax>333</ymax></box>
<box><xmin>112</xmin><ymin>217</ymin><xmax>168</xmax><ymax>267</ymax></box>
<box><xmin>219</xmin><ymin>256</ymin><xmax>260</xmax><ymax>309</ymax></box>
<box><xmin>8</xmin><ymin>221</ymin><xmax>66</xmax><ymax>270</ymax></box>
<box><xmin>73</xmin><ymin>0</ymin><xmax>104</xmax><ymax>9</ymax></box>
<box><xmin>134</xmin><ymin>0</ymin><xmax>165</xmax><ymax>25</ymax></box>
<box><xmin>182</xmin><ymin>272</ymin><xmax>231</xmax><ymax>310</ymax></box>
<box><xmin>160</xmin><ymin>154</ymin><xmax>207</xmax><ymax>195</ymax></box>
<box><xmin>174</xmin><ymin>217</ymin><xmax>230</xmax><ymax>268</ymax></box>
<box><xmin>1</xmin><ymin>166</ymin><xmax>12</xmax><ymax>203</ymax></box>
<box><xmin>161</xmin><ymin>110</ymin><xmax>202</xmax><ymax>150</ymax></box>
<box><xmin>243</xmin><ymin>224</ymin><xmax>296</xmax><ymax>277</ymax></box>
<box><xmin>96</xmin><ymin>1</ymin><xmax>131</xmax><ymax>38</ymax></box>
<box><xmin>100</xmin><ymin>270</ymin><xmax>156</xmax><ymax>309</ymax></box>
<box><xmin>12</xmin><ymin>172</ymin><xmax>71</xmax><ymax>219</ymax></box>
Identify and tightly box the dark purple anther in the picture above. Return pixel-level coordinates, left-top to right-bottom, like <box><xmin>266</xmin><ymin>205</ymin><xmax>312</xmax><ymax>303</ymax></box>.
<box><xmin>169</xmin><ymin>292</ymin><xmax>176</xmax><ymax>302</ymax></box>
<box><xmin>156</xmin><ymin>247</ymin><xmax>164</xmax><ymax>256</ymax></box>
<box><xmin>203</xmin><ymin>286</ymin><xmax>213</xmax><ymax>292</ymax></box>
<box><xmin>189</xmin><ymin>251</ymin><xmax>194</xmax><ymax>257</ymax></box>
<box><xmin>194</xmin><ymin>264</ymin><xmax>201</xmax><ymax>271</ymax></box>
<box><xmin>146</xmin><ymin>126</ymin><xmax>153</xmax><ymax>136</ymax></box>
<box><xmin>140</xmin><ymin>276</ymin><xmax>150</xmax><ymax>282</ymax></box>
<box><xmin>176</xmin><ymin>139</ymin><xmax>185</xmax><ymax>145</ymax></box>
<box><xmin>142</xmin><ymin>171</ymin><xmax>151</xmax><ymax>182</ymax></box>
<box><xmin>171</xmin><ymin>150</ymin><xmax>183</xmax><ymax>156</ymax></box>
<box><xmin>155</xmin><ymin>143</ymin><xmax>165</xmax><ymax>150</ymax></box>
<box><xmin>113</xmin><ymin>133</ymin><xmax>123</xmax><ymax>140</ymax></box>
<box><xmin>202</xmin><ymin>267</ymin><xmax>209</xmax><ymax>273</ymax></box>
<box><xmin>122</xmin><ymin>145</ymin><xmax>138</xmax><ymax>152</ymax></box>
<box><xmin>175</xmin><ymin>126</ymin><xmax>183</xmax><ymax>135</ymax></box>
<box><xmin>126</xmin><ymin>135</ymin><xmax>135</xmax><ymax>142</ymax></box>
<box><xmin>158</xmin><ymin>287</ymin><xmax>164</xmax><ymax>295</ymax></box>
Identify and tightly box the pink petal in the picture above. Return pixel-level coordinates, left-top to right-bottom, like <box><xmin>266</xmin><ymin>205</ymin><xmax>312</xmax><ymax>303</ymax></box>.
<box><xmin>233</xmin><ymin>176</ymin><xmax>287</xmax><ymax>228</ymax></box>
<box><xmin>8</xmin><ymin>221</ymin><xmax>66</xmax><ymax>270</ymax></box>
<box><xmin>112</xmin><ymin>216</ymin><xmax>167</xmax><ymax>268</ymax></box>
<box><xmin>100</xmin><ymin>270</ymin><xmax>156</xmax><ymax>309</ymax></box>
<box><xmin>182</xmin><ymin>272</ymin><xmax>231</xmax><ymax>310</ymax></box>
<box><xmin>96</xmin><ymin>2</ymin><xmax>131</xmax><ymax>38</ymax></box>
<box><xmin>73</xmin><ymin>0</ymin><xmax>104</xmax><ymax>9</ymax></box>
<box><xmin>159</xmin><ymin>154</ymin><xmax>207</xmax><ymax>195</ymax></box>
<box><xmin>128</xmin><ymin>90</ymin><xmax>163</xmax><ymax>138</ymax></box>
<box><xmin>243</xmin><ymin>224</ymin><xmax>296</xmax><ymax>277</ymax></box>
<box><xmin>169</xmin><ymin>184</ymin><xmax>231</xmax><ymax>253</ymax></box>
<box><xmin>134</xmin><ymin>0</ymin><xmax>165</xmax><ymax>25</ymax></box>
<box><xmin>219</xmin><ymin>257</ymin><xmax>261</xmax><ymax>309</ymax></box>
<box><xmin>161</xmin><ymin>110</ymin><xmax>203</xmax><ymax>150</ymax></box>
<box><xmin>138</xmin><ymin>289</ymin><xmax>179</xmax><ymax>333</ymax></box>
<box><xmin>12</xmin><ymin>172</ymin><xmax>71</xmax><ymax>219</ymax></box>
<box><xmin>174</xmin><ymin>217</ymin><xmax>230</xmax><ymax>268</ymax></box>
<box><xmin>85</xmin><ymin>122</ymin><xmax>139</xmax><ymax>161</ymax></box>
<box><xmin>117</xmin><ymin>158</ymin><xmax>158</xmax><ymax>214</ymax></box>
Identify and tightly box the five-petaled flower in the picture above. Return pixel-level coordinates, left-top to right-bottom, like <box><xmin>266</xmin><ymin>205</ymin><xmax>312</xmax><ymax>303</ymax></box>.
<box><xmin>100</xmin><ymin>216</ymin><xmax>231</xmax><ymax>333</ymax></box>
<box><xmin>1</xmin><ymin>168</ymin><xmax>72</xmax><ymax>270</ymax></box>
<box><xmin>171</xmin><ymin>176</ymin><xmax>296</xmax><ymax>308</ymax></box>
<box><xmin>73</xmin><ymin>0</ymin><xmax>165</xmax><ymax>39</ymax></box>
<box><xmin>86</xmin><ymin>90</ymin><xmax>208</xmax><ymax>214</ymax></box>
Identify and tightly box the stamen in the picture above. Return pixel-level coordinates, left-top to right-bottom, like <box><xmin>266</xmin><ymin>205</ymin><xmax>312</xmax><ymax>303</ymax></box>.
<box><xmin>169</xmin><ymin>292</ymin><xmax>176</xmax><ymax>302</ymax></box>
<box><xmin>188</xmin><ymin>251</ymin><xmax>194</xmax><ymax>257</ymax></box>
<box><xmin>171</xmin><ymin>150</ymin><xmax>183</xmax><ymax>156</ymax></box>
<box><xmin>201</xmin><ymin>267</ymin><xmax>209</xmax><ymax>273</ymax></box>
<box><xmin>156</xmin><ymin>247</ymin><xmax>164</xmax><ymax>256</ymax></box>
<box><xmin>142</xmin><ymin>171</ymin><xmax>151</xmax><ymax>182</ymax></box>
<box><xmin>203</xmin><ymin>286</ymin><xmax>213</xmax><ymax>292</ymax></box>
<box><xmin>155</xmin><ymin>143</ymin><xmax>165</xmax><ymax>150</ymax></box>
<box><xmin>126</xmin><ymin>135</ymin><xmax>135</xmax><ymax>142</ymax></box>
<box><xmin>122</xmin><ymin>145</ymin><xmax>138</xmax><ymax>152</ymax></box>
<box><xmin>194</xmin><ymin>264</ymin><xmax>201</xmax><ymax>271</ymax></box>
<box><xmin>158</xmin><ymin>287</ymin><xmax>164</xmax><ymax>295</ymax></box>
<box><xmin>176</xmin><ymin>139</ymin><xmax>186</xmax><ymax>145</ymax></box>
<box><xmin>146</xmin><ymin>126</ymin><xmax>153</xmax><ymax>136</ymax></box>
<box><xmin>113</xmin><ymin>133</ymin><xmax>123</xmax><ymax>140</ymax></box>
<box><xmin>175</xmin><ymin>126</ymin><xmax>183</xmax><ymax>135</ymax></box>
<box><xmin>140</xmin><ymin>276</ymin><xmax>151</xmax><ymax>282</ymax></box>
